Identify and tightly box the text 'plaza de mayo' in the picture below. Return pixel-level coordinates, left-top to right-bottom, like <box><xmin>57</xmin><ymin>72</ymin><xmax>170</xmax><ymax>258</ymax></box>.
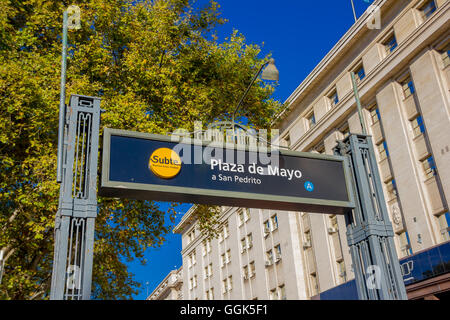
<box><xmin>148</xmin><ymin>0</ymin><xmax>450</xmax><ymax>301</ymax></box>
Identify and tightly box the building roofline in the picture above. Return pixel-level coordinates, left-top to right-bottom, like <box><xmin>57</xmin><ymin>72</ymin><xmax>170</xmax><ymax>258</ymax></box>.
<box><xmin>173</xmin><ymin>204</ymin><xmax>198</xmax><ymax>234</ymax></box>
<box><xmin>147</xmin><ymin>267</ymin><xmax>183</xmax><ymax>300</ymax></box>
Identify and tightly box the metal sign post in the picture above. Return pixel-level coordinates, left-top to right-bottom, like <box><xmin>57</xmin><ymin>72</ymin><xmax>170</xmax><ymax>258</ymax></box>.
<box><xmin>335</xmin><ymin>134</ymin><xmax>407</xmax><ymax>300</ymax></box>
<box><xmin>50</xmin><ymin>95</ymin><xmax>102</xmax><ymax>300</ymax></box>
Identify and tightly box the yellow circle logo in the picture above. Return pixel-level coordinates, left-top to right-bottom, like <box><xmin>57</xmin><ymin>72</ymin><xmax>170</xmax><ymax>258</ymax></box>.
<box><xmin>149</xmin><ymin>148</ymin><xmax>182</xmax><ymax>179</ymax></box>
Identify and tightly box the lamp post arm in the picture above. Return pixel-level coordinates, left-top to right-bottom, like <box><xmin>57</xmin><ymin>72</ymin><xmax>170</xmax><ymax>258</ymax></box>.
<box><xmin>231</xmin><ymin>61</ymin><xmax>269</xmax><ymax>123</ymax></box>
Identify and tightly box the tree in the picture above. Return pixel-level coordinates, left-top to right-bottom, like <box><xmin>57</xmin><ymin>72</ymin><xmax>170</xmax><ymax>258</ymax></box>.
<box><xmin>0</xmin><ymin>0</ymin><xmax>282</xmax><ymax>299</ymax></box>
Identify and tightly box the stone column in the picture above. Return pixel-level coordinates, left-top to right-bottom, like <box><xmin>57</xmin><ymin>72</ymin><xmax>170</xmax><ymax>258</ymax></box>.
<box><xmin>376</xmin><ymin>82</ymin><xmax>436</xmax><ymax>250</ymax></box>
<box><xmin>409</xmin><ymin>49</ymin><xmax>450</xmax><ymax>210</ymax></box>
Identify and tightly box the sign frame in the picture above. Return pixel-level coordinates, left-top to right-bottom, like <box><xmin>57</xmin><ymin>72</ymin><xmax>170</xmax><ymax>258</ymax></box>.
<box><xmin>100</xmin><ymin>128</ymin><xmax>356</xmax><ymax>214</ymax></box>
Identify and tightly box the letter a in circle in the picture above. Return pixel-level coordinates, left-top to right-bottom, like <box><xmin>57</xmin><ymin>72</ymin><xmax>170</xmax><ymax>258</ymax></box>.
<box><xmin>304</xmin><ymin>181</ymin><xmax>314</xmax><ymax>192</ymax></box>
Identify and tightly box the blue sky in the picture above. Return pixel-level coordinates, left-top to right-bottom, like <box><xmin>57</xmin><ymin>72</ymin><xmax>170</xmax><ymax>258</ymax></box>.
<box><xmin>128</xmin><ymin>0</ymin><xmax>372</xmax><ymax>300</ymax></box>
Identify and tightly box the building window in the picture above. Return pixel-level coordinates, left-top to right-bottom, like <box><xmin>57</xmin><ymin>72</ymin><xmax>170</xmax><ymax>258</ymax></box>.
<box><xmin>263</xmin><ymin>220</ymin><xmax>271</xmax><ymax>235</ymax></box>
<box><xmin>271</xmin><ymin>214</ymin><xmax>279</xmax><ymax>231</ymax></box>
<box><xmin>304</xmin><ymin>230</ymin><xmax>312</xmax><ymax>248</ymax></box>
<box><xmin>225</xmin><ymin>249</ymin><xmax>231</xmax><ymax>264</ymax></box>
<box><xmin>329</xmin><ymin>215</ymin><xmax>338</xmax><ymax>232</ymax></box>
<box><xmin>355</xmin><ymin>64</ymin><xmax>366</xmax><ymax>83</ymax></box>
<box><xmin>190</xmin><ymin>275</ymin><xmax>197</xmax><ymax>289</ymax></box>
<box><xmin>205</xmin><ymin>288</ymin><xmax>214</xmax><ymax>300</ymax></box>
<box><xmin>401</xmin><ymin>76</ymin><xmax>415</xmax><ymax>99</ymax></box>
<box><xmin>307</xmin><ymin>112</ymin><xmax>316</xmax><ymax>129</ymax></box>
<box><xmin>383</xmin><ymin>33</ymin><xmax>398</xmax><ymax>54</ymax></box>
<box><xmin>310</xmin><ymin>273</ymin><xmax>319</xmax><ymax>296</ymax></box>
<box><xmin>188</xmin><ymin>251</ymin><xmax>196</xmax><ymax>268</ymax></box>
<box><xmin>219</xmin><ymin>222</ymin><xmax>229</xmax><ymax>242</ymax></box>
<box><xmin>202</xmin><ymin>240</ymin><xmax>207</xmax><ymax>256</ymax></box>
<box><xmin>222</xmin><ymin>279</ymin><xmax>227</xmax><ymax>294</ymax></box>
<box><xmin>240</xmin><ymin>234</ymin><xmax>253</xmax><ymax>253</ymax></box>
<box><xmin>440</xmin><ymin>44</ymin><xmax>450</xmax><ymax>68</ymax></box>
<box><xmin>377</xmin><ymin>140</ymin><xmax>390</xmax><ymax>161</ymax></box>
<box><xmin>227</xmin><ymin>276</ymin><xmax>233</xmax><ymax>292</ymax></box>
<box><xmin>221</xmin><ymin>253</ymin><xmax>226</xmax><ymax>267</ymax></box>
<box><xmin>243</xmin><ymin>265</ymin><xmax>249</xmax><ymax>280</ymax></box>
<box><xmin>249</xmin><ymin>261</ymin><xmax>255</xmax><ymax>278</ymax></box>
<box><xmin>419</xmin><ymin>0</ymin><xmax>437</xmax><ymax>21</ymax></box>
<box><xmin>411</xmin><ymin>115</ymin><xmax>425</xmax><ymax>138</ymax></box>
<box><xmin>223</xmin><ymin>222</ymin><xmax>229</xmax><ymax>239</ymax></box>
<box><xmin>244</xmin><ymin>208</ymin><xmax>250</xmax><ymax>222</ymax></box>
<box><xmin>399</xmin><ymin>231</ymin><xmax>412</xmax><ymax>257</ymax></box>
<box><xmin>269</xmin><ymin>288</ymin><xmax>278</xmax><ymax>300</ymax></box>
<box><xmin>222</xmin><ymin>276</ymin><xmax>233</xmax><ymax>294</ymax></box>
<box><xmin>247</xmin><ymin>233</ymin><xmax>253</xmax><ymax>249</ymax></box>
<box><xmin>204</xmin><ymin>263</ymin><xmax>212</xmax><ymax>279</ymax></box>
<box><xmin>202</xmin><ymin>239</ymin><xmax>211</xmax><ymax>256</ymax></box>
<box><xmin>369</xmin><ymin>105</ymin><xmax>381</xmax><ymax>125</ymax></box>
<box><xmin>266</xmin><ymin>249</ymin><xmax>274</xmax><ymax>266</ymax></box>
<box><xmin>238</xmin><ymin>208</ymin><xmax>250</xmax><ymax>226</ymax></box>
<box><xmin>438</xmin><ymin>212</ymin><xmax>450</xmax><ymax>241</ymax></box>
<box><xmin>338</xmin><ymin>260</ymin><xmax>346</xmax><ymax>283</ymax></box>
<box><xmin>422</xmin><ymin>156</ymin><xmax>437</xmax><ymax>180</ymax></box>
<box><xmin>284</xmin><ymin>135</ymin><xmax>291</xmax><ymax>148</ymax></box>
<box><xmin>244</xmin><ymin>261</ymin><xmax>256</xmax><ymax>279</ymax></box>
<box><xmin>328</xmin><ymin>89</ymin><xmax>339</xmax><ymax>108</ymax></box>
<box><xmin>241</xmin><ymin>237</ymin><xmax>247</xmax><ymax>253</ymax></box>
<box><xmin>279</xmin><ymin>284</ymin><xmax>287</xmax><ymax>300</ymax></box>
<box><xmin>238</xmin><ymin>211</ymin><xmax>244</xmax><ymax>225</ymax></box>
<box><xmin>274</xmin><ymin>244</ymin><xmax>282</xmax><ymax>262</ymax></box>
<box><xmin>386</xmin><ymin>179</ymin><xmax>398</xmax><ymax>200</ymax></box>
<box><xmin>187</xmin><ymin>230</ymin><xmax>195</xmax><ymax>244</ymax></box>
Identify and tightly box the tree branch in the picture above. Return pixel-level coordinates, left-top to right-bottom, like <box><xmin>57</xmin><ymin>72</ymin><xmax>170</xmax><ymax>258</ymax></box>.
<box><xmin>1</xmin><ymin>208</ymin><xmax>20</xmax><ymax>234</ymax></box>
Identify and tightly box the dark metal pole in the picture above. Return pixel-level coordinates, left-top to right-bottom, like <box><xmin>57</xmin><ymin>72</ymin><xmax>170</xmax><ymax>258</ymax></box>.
<box><xmin>56</xmin><ymin>11</ymin><xmax>68</xmax><ymax>183</ymax></box>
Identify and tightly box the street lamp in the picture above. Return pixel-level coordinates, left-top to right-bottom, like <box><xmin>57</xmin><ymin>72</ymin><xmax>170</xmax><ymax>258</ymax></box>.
<box><xmin>231</xmin><ymin>58</ymin><xmax>279</xmax><ymax>126</ymax></box>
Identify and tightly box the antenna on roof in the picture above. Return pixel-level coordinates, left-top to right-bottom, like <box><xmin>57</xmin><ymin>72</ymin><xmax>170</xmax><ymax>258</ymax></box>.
<box><xmin>351</xmin><ymin>0</ymin><xmax>373</xmax><ymax>23</ymax></box>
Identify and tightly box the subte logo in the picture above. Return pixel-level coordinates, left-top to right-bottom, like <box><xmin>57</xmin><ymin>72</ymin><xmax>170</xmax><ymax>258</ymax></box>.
<box><xmin>149</xmin><ymin>148</ymin><xmax>182</xmax><ymax>179</ymax></box>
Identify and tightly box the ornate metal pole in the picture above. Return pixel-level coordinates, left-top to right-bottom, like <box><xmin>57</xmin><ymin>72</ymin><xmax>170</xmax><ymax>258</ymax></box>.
<box><xmin>51</xmin><ymin>6</ymin><xmax>100</xmax><ymax>300</ymax></box>
<box><xmin>51</xmin><ymin>95</ymin><xmax>102</xmax><ymax>300</ymax></box>
<box><xmin>335</xmin><ymin>134</ymin><xmax>407</xmax><ymax>300</ymax></box>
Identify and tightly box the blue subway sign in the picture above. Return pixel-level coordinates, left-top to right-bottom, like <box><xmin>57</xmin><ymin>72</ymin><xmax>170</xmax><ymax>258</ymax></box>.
<box><xmin>100</xmin><ymin>128</ymin><xmax>355</xmax><ymax>214</ymax></box>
